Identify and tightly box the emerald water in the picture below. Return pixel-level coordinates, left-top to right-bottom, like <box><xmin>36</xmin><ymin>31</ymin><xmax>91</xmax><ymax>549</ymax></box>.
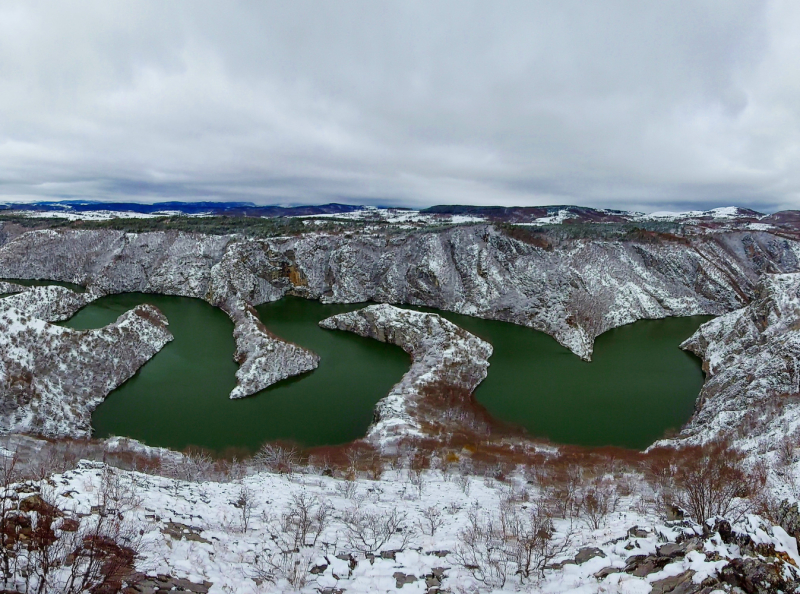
<box><xmin>59</xmin><ymin>294</ymin><xmax>709</xmax><ymax>452</ymax></box>
<box><xmin>415</xmin><ymin>308</ymin><xmax>710</xmax><ymax>449</ymax></box>
<box><xmin>60</xmin><ymin>294</ymin><xmax>410</xmax><ymax>452</ymax></box>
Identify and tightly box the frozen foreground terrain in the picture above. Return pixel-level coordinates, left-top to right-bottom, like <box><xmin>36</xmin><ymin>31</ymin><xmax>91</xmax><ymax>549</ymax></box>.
<box><xmin>0</xmin><ymin>446</ymin><xmax>798</xmax><ymax>594</ymax></box>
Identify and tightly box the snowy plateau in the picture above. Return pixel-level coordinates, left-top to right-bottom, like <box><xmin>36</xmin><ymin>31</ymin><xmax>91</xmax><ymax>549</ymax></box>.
<box><xmin>0</xmin><ymin>205</ymin><xmax>799</xmax><ymax>592</ymax></box>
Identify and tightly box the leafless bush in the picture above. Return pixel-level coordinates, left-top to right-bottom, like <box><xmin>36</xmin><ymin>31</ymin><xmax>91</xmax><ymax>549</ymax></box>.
<box><xmin>270</xmin><ymin>491</ymin><xmax>332</xmax><ymax>551</ymax></box>
<box><xmin>250</xmin><ymin>491</ymin><xmax>332</xmax><ymax>590</ymax></box>
<box><xmin>776</xmin><ymin>439</ymin><xmax>797</xmax><ymax>468</ymax></box>
<box><xmin>0</xmin><ymin>482</ymin><xmax>142</xmax><ymax>593</ymax></box>
<box><xmin>453</xmin><ymin>501</ymin><xmax>569</xmax><ymax>588</ymax></box>
<box><xmin>456</xmin><ymin>474</ymin><xmax>471</xmax><ymax>496</ymax></box>
<box><xmin>418</xmin><ymin>506</ymin><xmax>444</xmax><ymax>536</ymax></box>
<box><xmin>98</xmin><ymin>466</ymin><xmax>143</xmax><ymax>517</ymax></box>
<box><xmin>408</xmin><ymin>468</ymin><xmax>426</xmax><ymax>498</ymax></box>
<box><xmin>341</xmin><ymin>505</ymin><xmax>414</xmax><ymax>554</ymax></box>
<box><xmin>161</xmin><ymin>451</ymin><xmax>214</xmax><ymax>482</ymax></box>
<box><xmin>233</xmin><ymin>485</ymin><xmax>255</xmax><ymax>533</ymax></box>
<box><xmin>577</xmin><ymin>480</ymin><xmax>619</xmax><ymax>530</ymax></box>
<box><xmin>672</xmin><ymin>444</ymin><xmax>754</xmax><ymax>524</ymax></box>
<box><xmin>255</xmin><ymin>443</ymin><xmax>299</xmax><ymax>474</ymax></box>
<box><xmin>335</xmin><ymin>479</ymin><xmax>359</xmax><ymax>500</ymax></box>
<box><xmin>540</xmin><ymin>464</ymin><xmax>582</xmax><ymax>520</ymax></box>
<box><xmin>250</xmin><ymin>547</ymin><xmax>316</xmax><ymax>590</ymax></box>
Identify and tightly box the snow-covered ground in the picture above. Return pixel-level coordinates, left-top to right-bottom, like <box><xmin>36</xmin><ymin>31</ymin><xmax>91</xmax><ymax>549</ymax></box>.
<box><xmin>1</xmin><ymin>456</ymin><xmax>796</xmax><ymax>594</ymax></box>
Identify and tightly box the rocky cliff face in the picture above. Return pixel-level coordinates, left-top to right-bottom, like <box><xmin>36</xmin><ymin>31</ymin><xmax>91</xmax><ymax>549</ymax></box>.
<box><xmin>2</xmin><ymin>224</ymin><xmax>800</xmax><ymax>442</ymax></box>
<box><xmin>0</xmin><ymin>229</ymin><xmax>318</xmax><ymax>399</ymax></box>
<box><xmin>320</xmin><ymin>304</ymin><xmax>493</xmax><ymax>444</ymax></box>
<box><xmin>227</xmin><ymin>299</ymin><xmax>319</xmax><ymax>399</ymax></box>
<box><xmin>0</xmin><ymin>285</ymin><xmax>100</xmax><ymax>322</ymax></box>
<box><xmin>0</xmin><ymin>302</ymin><xmax>172</xmax><ymax>438</ymax></box>
<box><xmin>660</xmin><ymin>273</ymin><xmax>800</xmax><ymax>454</ymax></box>
<box><xmin>6</xmin><ymin>225</ymin><xmax>796</xmax><ymax>360</ymax></box>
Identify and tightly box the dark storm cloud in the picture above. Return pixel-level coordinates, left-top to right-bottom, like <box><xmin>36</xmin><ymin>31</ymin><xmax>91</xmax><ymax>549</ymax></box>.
<box><xmin>1</xmin><ymin>1</ymin><xmax>798</xmax><ymax>211</ymax></box>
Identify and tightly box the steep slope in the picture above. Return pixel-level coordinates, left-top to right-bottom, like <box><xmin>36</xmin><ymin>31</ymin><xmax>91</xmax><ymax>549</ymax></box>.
<box><xmin>0</xmin><ymin>304</ymin><xmax>172</xmax><ymax>437</ymax></box>
<box><xmin>320</xmin><ymin>304</ymin><xmax>493</xmax><ymax>444</ymax></box>
<box><xmin>662</xmin><ymin>273</ymin><xmax>800</xmax><ymax>453</ymax></box>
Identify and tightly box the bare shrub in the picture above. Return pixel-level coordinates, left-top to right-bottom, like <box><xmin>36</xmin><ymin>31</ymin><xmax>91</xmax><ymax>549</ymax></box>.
<box><xmin>418</xmin><ymin>506</ymin><xmax>444</xmax><ymax>536</ymax></box>
<box><xmin>0</xmin><ymin>482</ymin><xmax>142</xmax><ymax>593</ymax></box>
<box><xmin>341</xmin><ymin>505</ymin><xmax>414</xmax><ymax>554</ymax></box>
<box><xmin>456</xmin><ymin>474</ymin><xmax>471</xmax><ymax>496</ymax></box>
<box><xmin>233</xmin><ymin>485</ymin><xmax>255</xmax><ymax>533</ymax></box>
<box><xmin>776</xmin><ymin>438</ymin><xmax>797</xmax><ymax>468</ymax></box>
<box><xmin>255</xmin><ymin>443</ymin><xmax>299</xmax><ymax>474</ymax></box>
<box><xmin>454</xmin><ymin>501</ymin><xmax>569</xmax><ymax>588</ymax></box>
<box><xmin>577</xmin><ymin>479</ymin><xmax>619</xmax><ymax>530</ymax></box>
<box><xmin>335</xmin><ymin>479</ymin><xmax>359</xmax><ymax>500</ymax></box>
<box><xmin>161</xmin><ymin>451</ymin><xmax>214</xmax><ymax>482</ymax></box>
<box><xmin>251</xmin><ymin>491</ymin><xmax>332</xmax><ymax>590</ymax></box>
<box><xmin>271</xmin><ymin>491</ymin><xmax>332</xmax><ymax>551</ymax></box>
<box><xmin>250</xmin><ymin>547</ymin><xmax>316</xmax><ymax>590</ymax></box>
<box><xmin>540</xmin><ymin>463</ymin><xmax>582</xmax><ymax>520</ymax></box>
<box><xmin>672</xmin><ymin>444</ymin><xmax>754</xmax><ymax>524</ymax></box>
<box><xmin>408</xmin><ymin>468</ymin><xmax>426</xmax><ymax>498</ymax></box>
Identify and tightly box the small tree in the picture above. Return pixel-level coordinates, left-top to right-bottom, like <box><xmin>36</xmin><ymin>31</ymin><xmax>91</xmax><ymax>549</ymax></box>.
<box><xmin>418</xmin><ymin>506</ymin><xmax>444</xmax><ymax>536</ymax></box>
<box><xmin>673</xmin><ymin>444</ymin><xmax>753</xmax><ymax>524</ymax></box>
<box><xmin>341</xmin><ymin>505</ymin><xmax>413</xmax><ymax>555</ymax></box>
<box><xmin>233</xmin><ymin>485</ymin><xmax>255</xmax><ymax>533</ymax></box>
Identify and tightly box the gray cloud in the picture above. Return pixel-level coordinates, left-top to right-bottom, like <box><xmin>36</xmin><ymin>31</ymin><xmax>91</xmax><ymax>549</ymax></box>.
<box><xmin>1</xmin><ymin>0</ymin><xmax>798</xmax><ymax>211</ymax></box>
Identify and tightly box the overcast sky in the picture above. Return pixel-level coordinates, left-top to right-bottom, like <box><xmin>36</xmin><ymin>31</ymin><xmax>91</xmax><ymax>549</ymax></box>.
<box><xmin>1</xmin><ymin>1</ymin><xmax>799</xmax><ymax>212</ymax></box>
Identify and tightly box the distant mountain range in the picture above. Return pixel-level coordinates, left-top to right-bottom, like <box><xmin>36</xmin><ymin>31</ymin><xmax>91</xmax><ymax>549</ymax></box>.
<box><xmin>3</xmin><ymin>199</ymin><xmax>800</xmax><ymax>229</ymax></box>
<box><xmin>0</xmin><ymin>200</ymin><xmax>368</xmax><ymax>217</ymax></box>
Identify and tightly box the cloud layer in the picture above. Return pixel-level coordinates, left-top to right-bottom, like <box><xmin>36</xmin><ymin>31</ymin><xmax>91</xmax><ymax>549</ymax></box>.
<box><xmin>1</xmin><ymin>1</ymin><xmax>799</xmax><ymax>211</ymax></box>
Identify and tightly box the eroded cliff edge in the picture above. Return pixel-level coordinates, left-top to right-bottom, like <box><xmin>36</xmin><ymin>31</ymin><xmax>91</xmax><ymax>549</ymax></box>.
<box><xmin>320</xmin><ymin>304</ymin><xmax>493</xmax><ymax>445</ymax></box>
<box><xmin>3</xmin><ymin>223</ymin><xmax>800</xmax><ymax>444</ymax></box>
<box><xmin>653</xmin><ymin>272</ymin><xmax>800</xmax><ymax>455</ymax></box>
<box><xmin>0</xmin><ymin>303</ymin><xmax>173</xmax><ymax>438</ymax></box>
<box><xmin>3</xmin><ymin>224</ymin><xmax>799</xmax><ymax>363</ymax></box>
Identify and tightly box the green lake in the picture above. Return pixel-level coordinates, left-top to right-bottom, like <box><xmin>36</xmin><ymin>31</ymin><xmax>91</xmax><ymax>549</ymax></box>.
<box><xmin>415</xmin><ymin>308</ymin><xmax>710</xmax><ymax>449</ymax></box>
<box><xmin>60</xmin><ymin>294</ymin><xmax>410</xmax><ymax>452</ymax></box>
<box><xmin>57</xmin><ymin>294</ymin><xmax>709</xmax><ymax>452</ymax></box>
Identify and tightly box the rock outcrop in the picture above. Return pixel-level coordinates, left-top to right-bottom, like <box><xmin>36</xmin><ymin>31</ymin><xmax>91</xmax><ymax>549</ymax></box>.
<box><xmin>0</xmin><ymin>303</ymin><xmax>173</xmax><ymax>437</ymax></box>
<box><xmin>4</xmin><ymin>225</ymin><xmax>798</xmax><ymax>362</ymax></box>
<box><xmin>659</xmin><ymin>273</ymin><xmax>800</xmax><ymax>452</ymax></box>
<box><xmin>0</xmin><ymin>285</ymin><xmax>100</xmax><ymax>322</ymax></box>
<box><xmin>320</xmin><ymin>304</ymin><xmax>493</xmax><ymax>444</ymax></box>
<box><xmin>0</xmin><ymin>281</ymin><xmax>25</xmax><ymax>295</ymax></box>
<box><xmin>225</xmin><ymin>299</ymin><xmax>319</xmax><ymax>399</ymax></box>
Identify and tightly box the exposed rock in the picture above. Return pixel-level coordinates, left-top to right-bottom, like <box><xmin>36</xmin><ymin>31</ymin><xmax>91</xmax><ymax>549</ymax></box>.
<box><xmin>649</xmin><ymin>570</ymin><xmax>699</xmax><ymax>594</ymax></box>
<box><xmin>393</xmin><ymin>572</ymin><xmax>417</xmax><ymax>588</ymax></box>
<box><xmin>660</xmin><ymin>273</ymin><xmax>800</xmax><ymax>452</ymax></box>
<box><xmin>222</xmin><ymin>299</ymin><xmax>319</xmax><ymax>399</ymax></box>
<box><xmin>0</xmin><ymin>304</ymin><xmax>172</xmax><ymax>437</ymax></box>
<box><xmin>0</xmin><ymin>285</ymin><xmax>99</xmax><ymax>322</ymax></box>
<box><xmin>574</xmin><ymin>547</ymin><xmax>607</xmax><ymax>564</ymax></box>
<box><xmin>320</xmin><ymin>304</ymin><xmax>492</xmax><ymax>443</ymax></box>
<box><xmin>719</xmin><ymin>557</ymin><xmax>794</xmax><ymax>593</ymax></box>
<box><xmin>3</xmin><ymin>225</ymin><xmax>800</xmax><ymax>442</ymax></box>
<box><xmin>775</xmin><ymin>500</ymin><xmax>800</xmax><ymax>543</ymax></box>
<box><xmin>4</xmin><ymin>226</ymin><xmax>799</xmax><ymax>363</ymax></box>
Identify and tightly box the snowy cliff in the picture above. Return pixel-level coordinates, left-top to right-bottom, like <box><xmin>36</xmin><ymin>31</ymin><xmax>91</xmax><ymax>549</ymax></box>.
<box><xmin>4</xmin><ymin>225</ymin><xmax>798</xmax><ymax>362</ymax></box>
<box><xmin>661</xmin><ymin>273</ymin><xmax>800</xmax><ymax>454</ymax></box>
<box><xmin>0</xmin><ymin>303</ymin><xmax>172</xmax><ymax>437</ymax></box>
<box><xmin>320</xmin><ymin>304</ymin><xmax>493</xmax><ymax>444</ymax></box>
<box><xmin>2</xmin><ymin>224</ymin><xmax>800</xmax><ymax>443</ymax></box>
